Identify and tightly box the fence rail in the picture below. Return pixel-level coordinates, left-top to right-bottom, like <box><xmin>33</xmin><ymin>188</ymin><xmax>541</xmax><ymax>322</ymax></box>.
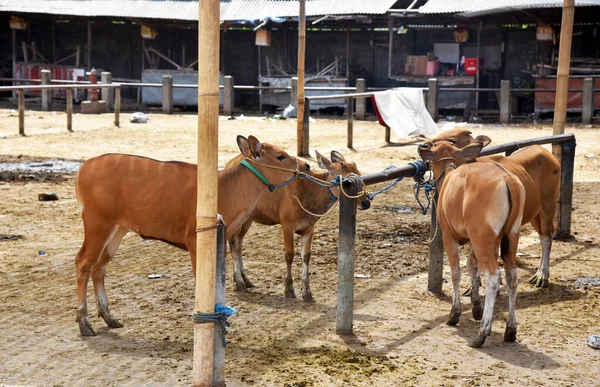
<box><xmin>334</xmin><ymin>132</ymin><xmax>577</xmax><ymax>333</ymax></box>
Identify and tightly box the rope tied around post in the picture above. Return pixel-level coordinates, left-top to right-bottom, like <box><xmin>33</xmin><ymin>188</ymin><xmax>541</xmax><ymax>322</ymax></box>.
<box><xmin>195</xmin><ymin>215</ymin><xmax>223</xmax><ymax>233</ymax></box>
<box><xmin>192</xmin><ymin>305</ymin><xmax>237</xmax><ymax>347</ymax></box>
<box><xmin>412</xmin><ymin>161</ymin><xmax>456</xmax><ymax>215</ymax></box>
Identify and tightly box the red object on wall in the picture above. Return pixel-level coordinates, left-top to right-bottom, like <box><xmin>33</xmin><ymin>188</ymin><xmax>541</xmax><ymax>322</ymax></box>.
<box><xmin>535</xmin><ymin>77</ymin><xmax>600</xmax><ymax>113</ymax></box>
<box><xmin>464</xmin><ymin>58</ymin><xmax>484</xmax><ymax>75</ymax></box>
<box><xmin>15</xmin><ymin>63</ymin><xmax>86</xmax><ymax>101</ymax></box>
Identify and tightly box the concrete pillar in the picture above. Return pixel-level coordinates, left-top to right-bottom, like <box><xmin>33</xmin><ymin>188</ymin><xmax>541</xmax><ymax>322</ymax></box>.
<box><xmin>223</xmin><ymin>75</ymin><xmax>234</xmax><ymax>116</ymax></box>
<box><xmin>162</xmin><ymin>75</ymin><xmax>173</xmax><ymax>114</ymax></box>
<box><xmin>290</xmin><ymin>77</ymin><xmax>298</xmax><ymax>108</ymax></box>
<box><xmin>41</xmin><ymin>69</ymin><xmax>51</xmax><ymax>111</ymax></box>
<box><xmin>500</xmin><ymin>80</ymin><xmax>512</xmax><ymax>124</ymax></box>
<box><xmin>582</xmin><ymin>77</ymin><xmax>594</xmax><ymax>125</ymax></box>
<box><xmin>355</xmin><ymin>78</ymin><xmax>366</xmax><ymax>120</ymax></box>
<box><xmin>426</xmin><ymin>78</ymin><xmax>438</xmax><ymax>122</ymax></box>
<box><xmin>101</xmin><ymin>71</ymin><xmax>113</xmax><ymax>111</ymax></box>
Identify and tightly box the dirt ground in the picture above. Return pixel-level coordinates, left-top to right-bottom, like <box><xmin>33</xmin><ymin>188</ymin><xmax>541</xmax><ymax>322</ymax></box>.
<box><xmin>0</xmin><ymin>106</ymin><xmax>599</xmax><ymax>386</ymax></box>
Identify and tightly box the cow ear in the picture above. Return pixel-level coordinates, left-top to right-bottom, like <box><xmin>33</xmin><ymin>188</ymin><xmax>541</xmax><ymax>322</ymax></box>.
<box><xmin>316</xmin><ymin>150</ymin><xmax>331</xmax><ymax>170</ymax></box>
<box><xmin>247</xmin><ymin>135</ymin><xmax>263</xmax><ymax>158</ymax></box>
<box><xmin>418</xmin><ymin>143</ymin><xmax>434</xmax><ymax>163</ymax></box>
<box><xmin>237</xmin><ymin>136</ymin><xmax>251</xmax><ymax>157</ymax></box>
<box><xmin>474</xmin><ymin>135</ymin><xmax>491</xmax><ymax>147</ymax></box>
<box><xmin>460</xmin><ymin>142</ymin><xmax>484</xmax><ymax>161</ymax></box>
<box><xmin>330</xmin><ymin>150</ymin><xmax>345</xmax><ymax>163</ymax></box>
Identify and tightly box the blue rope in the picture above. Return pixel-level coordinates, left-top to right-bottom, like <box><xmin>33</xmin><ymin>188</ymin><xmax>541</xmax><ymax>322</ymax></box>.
<box><xmin>412</xmin><ymin>162</ymin><xmax>456</xmax><ymax>215</ymax></box>
<box><xmin>367</xmin><ymin>166</ymin><xmax>402</xmax><ymax>200</ymax></box>
<box><xmin>192</xmin><ymin>304</ymin><xmax>237</xmax><ymax>347</ymax></box>
<box><xmin>367</xmin><ymin>161</ymin><xmax>428</xmax><ymax>201</ymax></box>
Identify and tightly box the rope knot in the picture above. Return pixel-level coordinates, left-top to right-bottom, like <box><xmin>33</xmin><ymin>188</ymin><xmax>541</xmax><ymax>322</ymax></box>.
<box><xmin>192</xmin><ymin>304</ymin><xmax>237</xmax><ymax>347</ymax></box>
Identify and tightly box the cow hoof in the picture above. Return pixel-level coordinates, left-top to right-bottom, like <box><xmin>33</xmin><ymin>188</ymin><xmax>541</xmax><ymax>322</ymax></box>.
<box><xmin>284</xmin><ymin>289</ymin><xmax>296</xmax><ymax>299</ymax></box>
<box><xmin>472</xmin><ymin>305</ymin><xmax>483</xmax><ymax>321</ymax></box>
<box><xmin>78</xmin><ymin>318</ymin><xmax>97</xmax><ymax>337</ymax></box>
<box><xmin>447</xmin><ymin>314</ymin><xmax>460</xmax><ymax>326</ymax></box>
<box><xmin>244</xmin><ymin>281</ymin><xmax>256</xmax><ymax>289</ymax></box>
<box><xmin>469</xmin><ymin>335</ymin><xmax>486</xmax><ymax>348</ymax></box>
<box><xmin>302</xmin><ymin>294</ymin><xmax>315</xmax><ymax>303</ymax></box>
<box><xmin>105</xmin><ymin>317</ymin><xmax>124</xmax><ymax>329</ymax></box>
<box><xmin>234</xmin><ymin>282</ymin><xmax>249</xmax><ymax>292</ymax></box>
<box><xmin>504</xmin><ymin>327</ymin><xmax>517</xmax><ymax>342</ymax></box>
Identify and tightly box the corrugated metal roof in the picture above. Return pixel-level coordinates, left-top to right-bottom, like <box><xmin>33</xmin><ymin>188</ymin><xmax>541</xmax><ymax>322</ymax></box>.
<box><xmin>0</xmin><ymin>0</ymin><xmax>400</xmax><ymax>22</ymax></box>
<box><xmin>419</xmin><ymin>0</ymin><xmax>600</xmax><ymax>15</ymax></box>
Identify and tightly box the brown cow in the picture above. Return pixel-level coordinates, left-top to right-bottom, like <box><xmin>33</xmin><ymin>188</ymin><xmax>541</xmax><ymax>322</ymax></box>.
<box><xmin>74</xmin><ymin>135</ymin><xmax>309</xmax><ymax>336</ymax></box>
<box><xmin>419</xmin><ymin>141</ymin><xmax>526</xmax><ymax>347</ymax></box>
<box><xmin>226</xmin><ymin>150</ymin><xmax>370</xmax><ymax>302</ymax></box>
<box><xmin>430</xmin><ymin>129</ymin><xmax>560</xmax><ymax>287</ymax></box>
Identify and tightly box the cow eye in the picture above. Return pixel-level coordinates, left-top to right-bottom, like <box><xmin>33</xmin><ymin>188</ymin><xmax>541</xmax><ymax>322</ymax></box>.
<box><xmin>276</xmin><ymin>155</ymin><xmax>286</xmax><ymax>161</ymax></box>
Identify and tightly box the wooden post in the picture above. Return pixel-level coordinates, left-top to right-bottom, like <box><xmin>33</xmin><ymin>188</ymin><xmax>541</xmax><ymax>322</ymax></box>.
<box><xmin>427</xmin><ymin>193</ymin><xmax>444</xmax><ymax>293</ymax></box>
<box><xmin>18</xmin><ymin>89</ymin><xmax>25</xmax><ymax>136</ymax></box>
<box><xmin>296</xmin><ymin>0</ymin><xmax>308</xmax><ymax>156</ymax></box>
<box><xmin>193</xmin><ymin>0</ymin><xmax>220</xmax><ymax>384</ymax></box>
<box><xmin>552</xmin><ymin>0</ymin><xmax>575</xmax><ymax>170</ymax></box>
<box><xmin>162</xmin><ymin>75</ymin><xmax>174</xmax><ymax>114</ymax></box>
<box><xmin>101</xmin><ymin>71</ymin><xmax>113</xmax><ymax>111</ymax></box>
<box><xmin>302</xmin><ymin>97</ymin><xmax>310</xmax><ymax>150</ymax></box>
<box><xmin>223</xmin><ymin>75</ymin><xmax>234</xmax><ymax>117</ymax></box>
<box><xmin>213</xmin><ymin>223</ymin><xmax>226</xmax><ymax>385</ymax></box>
<box><xmin>385</xmin><ymin>125</ymin><xmax>391</xmax><ymax>143</ymax></box>
<box><xmin>500</xmin><ymin>80</ymin><xmax>512</xmax><ymax>124</ymax></box>
<box><xmin>427</xmin><ymin>78</ymin><xmax>439</xmax><ymax>122</ymax></box>
<box><xmin>557</xmin><ymin>140</ymin><xmax>576</xmax><ymax>239</ymax></box>
<box><xmin>475</xmin><ymin>22</ymin><xmax>482</xmax><ymax>113</ymax></box>
<box><xmin>337</xmin><ymin>178</ymin><xmax>358</xmax><ymax>333</ymax></box>
<box><xmin>66</xmin><ymin>88</ymin><xmax>73</xmax><ymax>132</ymax></box>
<box><xmin>41</xmin><ymin>69</ymin><xmax>51</xmax><ymax>111</ymax></box>
<box><xmin>290</xmin><ymin>77</ymin><xmax>298</xmax><ymax>108</ymax></box>
<box><xmin>581</xmin><ymin>77</ymin><xmax>593</xmax><ymax>125</ymax></box>
<box><xmin>355</xmin><ymin>79</ymin><xmax>366</xmax><ymax>120</ymax></box>
<box><xmin>387</xmin><ymin>18</ymin><xmax>393</xmax><ymax>78</ymax></box>
<box><xmin>22</xmin><ymin>41</ymin><xmax>28</xmax><ymax>63</ymax></box>
<box><xmin>347</xmin><ymin>97</ymin><xmax>354</xmax><ymax>149</ymax></box>
<box><xmin>114</xmin><ymin>86</ymin><xmax>121</xmax><ymax>127</ymax></box>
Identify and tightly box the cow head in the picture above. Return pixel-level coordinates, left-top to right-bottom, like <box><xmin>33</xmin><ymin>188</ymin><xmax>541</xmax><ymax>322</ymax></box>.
<box><xmin>429</xmin><ymin>129</ymin><xmax>491</xmax><ymax>149</ymax></box>
<box><xmin>316</xmin><ymin>150</ymin><xmax>370</xmax><ymax>210</ymax></box>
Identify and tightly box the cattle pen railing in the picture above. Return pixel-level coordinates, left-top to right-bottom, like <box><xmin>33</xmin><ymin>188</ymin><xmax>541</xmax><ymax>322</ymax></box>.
<box><xmin>333</xmin><ymin>133</ymin><xmax>576</xmax><ymax>333</ymax></box>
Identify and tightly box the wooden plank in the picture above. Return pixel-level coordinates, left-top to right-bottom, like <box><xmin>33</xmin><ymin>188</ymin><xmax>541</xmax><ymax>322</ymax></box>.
<box><xmin>337</xmin><ymin>180</ymin><xmax>358</xmax><ymax>333</ymax></box>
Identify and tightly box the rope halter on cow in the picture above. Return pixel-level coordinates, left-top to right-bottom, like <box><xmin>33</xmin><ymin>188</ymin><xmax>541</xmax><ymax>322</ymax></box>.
<box><xmin>413</xmin><ymin>159</ymin><xmax>456</xmax><ymax>215</ymax></box>
<box><xmin>240</xmin><ymin>157</ymin><xmax>306</xmax><ymax>192</ymax></box>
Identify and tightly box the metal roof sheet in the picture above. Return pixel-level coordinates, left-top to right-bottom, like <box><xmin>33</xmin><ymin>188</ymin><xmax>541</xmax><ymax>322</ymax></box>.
<box><xmin>419</xmin><ymin>0</ymin><xmax>600</xmax><ymax>15</ymax></box>
<box><xmin>0</xmin><ymin>0</ymin><xmax>400</xmax><ymax>22</ymax></box>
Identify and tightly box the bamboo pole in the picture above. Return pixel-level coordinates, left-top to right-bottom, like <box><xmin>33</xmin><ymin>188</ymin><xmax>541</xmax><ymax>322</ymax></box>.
<box><xmin>296</xmin><ymin>0</ymin><xmax>308</xmax><ymax>156</ymax></box>
<box><xmin>193</xmin><ymin>0</ymin><xmax>220</xmax><ymax>385</ymax></box>
<box><xmin>553</xmin><ymin>0</ymin><xmax>575</xmax><ymax>138</ymax></box>
<box><xmin>66</xmin><ymin>88</ymin><xmax>73</xmax><ymax>132</ymax></box>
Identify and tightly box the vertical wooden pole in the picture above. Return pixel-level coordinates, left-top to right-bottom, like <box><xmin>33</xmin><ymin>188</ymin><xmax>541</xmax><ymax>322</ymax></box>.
<box><xmin>346</xmin><ymin>26</ymin><xmax>350</xmax><ymax>80</ymax></box>
<box><xmin>346</xmin><ymin>97</ymin><xmax>354</xmax><ymax>149</ymax></box>
<box><xmin>296</xmin><ymin>0</ymin><xmax>308</xmax><ymax>156</ymax></box>
<box><xmin>162</xmin><ymin>75</ymin><xmax>174</xmax><ymax>114</ymax></box>
<box><xmin>500</xmin><ymin>80</ymin><xmax>512</xmax><ymax>124</ymax></box>
<box><xmin>385</xmin><ymin>125</ymin><xmax>391</xmax><ymax>143</ymax></box>
<box><xmin>337</xmin><ymin>179</ymin><xmax>358</xmax><ymax>333</ymax></box>
<box><xmin>427</xmin><ymin>78</ymin><xmax>439</xmax><ymax>122</ymax></box>
<box><xmin>581</xmin><ymin>77</ymin><xmax>593</xmax><ymax>125</ymax></box>
<box><xmin>66</xmin><ymin>88</ymin><xmax>73</xmax><ymax>132</ymax></box>
<box><xmin>427</xmin><ymin>193</ymin><xmax>444</xmax><ymax>293</ymax></box>
<box><xmin>553</xmin><ymin>0</ymin><xmax>575</xmax><ymax>137</ymax></box>
<box><xmin>41</xmin><ymin>69</ymin><xmax>51</xmax><ymax>111</ymax></box>
<box><xmin>557</xmin><ymin>141</ymin><xmax>576</xmax><ymax>239</ymax></box>
<box><xmin>194</xmin><ymin>0</ymin><xmax>220</xmax><ymax>385</ymax></box>
<box><xmin>388</xmin><ymin>18</ymin><xmax>393</xmax><ymax>78</ymax></box>
<box><xmin>355</xmin><ymin>79</ymin><xmax>366</xmax><ymax>120</ymax></box>
<box><xmin>475</xmin><ymin>22</ymin><xmax>482</xmax><ymax>112</ymax></box>
<box><xmin>114</xmin><ymin>86</ymin><xmax>121</xmax><ymax>127</ymax></box>
<box><xmin>290</xmin><ymin>77</ymin><xmax>298</xmax><ymax>108</ymax></box>
<box><xmin>223</xmin><ymin>75</ymin><xmax>234</xmax><ymax>117</ymax></box>
<box><xmin>101</xmin><ymin>71</ymin><xmax>113</xmax><ymax>111</ymax></box>
<box><xmin>52</xmin><ymin>22</ymin><xmax>56</xmax><ymax>64</ymax></box>
<box><xmin>213</xmin><ymin>223</ymin><xmax>226</xmax><ymax>385</ymax></box>
<box><xmin>18</xmin><ymin>89</ymin><xmax>25</xmax><ymax>136</ymax></box>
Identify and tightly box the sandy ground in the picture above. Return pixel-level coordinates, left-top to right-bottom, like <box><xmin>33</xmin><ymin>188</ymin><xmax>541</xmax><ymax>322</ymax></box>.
<box><xmin>0</xmin><ymin>106</ymin><xmax>599</xmax><ymax>386</ymax></box>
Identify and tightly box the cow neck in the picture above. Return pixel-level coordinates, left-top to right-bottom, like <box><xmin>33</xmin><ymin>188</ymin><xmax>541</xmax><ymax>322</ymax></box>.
<box><xmin>430</xmin><ymin>160</ymin><xmax>457</xmax><ymax>189</ymax></box>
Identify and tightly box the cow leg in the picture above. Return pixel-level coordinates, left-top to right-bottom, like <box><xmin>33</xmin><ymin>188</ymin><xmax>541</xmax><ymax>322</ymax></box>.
<box><xmin>503</xmin><ymin>235</ymin><xmax>519</xmax><ymax>342</ymax></box>
<box><xmin>299</xmin><ymin>228</ymin><xmax>315</xmax><ymax>302</ymax></box>
<box><xmin>467</xmin><ymin>245</ymin><xmax>483</xmax><ymax>321</ymax></box>
<box><xmin>75</xmin><ymin>220</ymin><xmax>116</xmax><ymax>336</ymax></box>
<box><xmin>470</xmin><ymin>239</ymin><xmax>501</xmax><ymax>348</ymax></box>
<box><xmin>92</xmin><ymin>226</ymin><xmax>128</xmax><ymax>329</ymax></box>
<box><xmin>230</xmin><ymin>220</ymin><xmax>255</xmax><ymax>292</ymax></box>
<box><xmin>443</xmin><ymin>235</ymin><xmax>462</xmax><ymax>326</ymax></box>
<box><xmin>283</xmin><ymin>227</ymin><xmax>296</xmax><ymax>298</ymax></box>
<box><xmin>528</xmin><ymin>215</ymin><xmax>552</xmax><ymax>288</ymax></box>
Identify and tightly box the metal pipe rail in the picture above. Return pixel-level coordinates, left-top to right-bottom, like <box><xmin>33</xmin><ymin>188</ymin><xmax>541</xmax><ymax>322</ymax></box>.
<box><xmin>334</xmin><ymin>133</ymin><xmax>577</xmax><ymax>333</ymax></box>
